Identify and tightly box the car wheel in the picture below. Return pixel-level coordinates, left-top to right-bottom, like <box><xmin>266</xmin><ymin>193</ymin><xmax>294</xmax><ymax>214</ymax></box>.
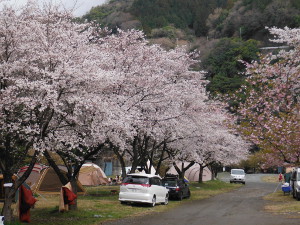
<box><xmin>150</xmin><ymin>196</ymin><xmax>156</xmax><ymax>207</ymax></box>
<box><xmin>230</xmin><ymin>181</ymin><xmax>233</xmax><ymax>183</ymax></box>
<box><xmin>163</xmin><ymin>195</ymin><xmax>169</xmax><ymax>205</ymax></box>
<box><xmin>296</xmin><ymin>192</ymin><xmax>300</xmax><ymax>201</ymax></box>
<box><xmin>242</xmin><ymin>182</ymin><xmax>245</xmax><ymax>185</ymax></box>
<box><xmin>120</xmin><ymin>201</ymin><xmax>127</xmax><ymax>205</ymax></box>
<box><xmin>178</xmin><ymin>192</ymin><xmax>183</xmax><ymax>201</ymax></box>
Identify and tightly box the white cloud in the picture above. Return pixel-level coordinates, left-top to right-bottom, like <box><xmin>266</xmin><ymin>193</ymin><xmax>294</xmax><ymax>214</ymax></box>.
<box><xmin>0</xmin><ymin>0</ymin><xmax>106</xmax><ymax>16</ymax></box>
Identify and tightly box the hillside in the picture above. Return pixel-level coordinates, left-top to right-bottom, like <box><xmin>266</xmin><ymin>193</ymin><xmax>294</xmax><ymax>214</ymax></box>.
<box><xmin>83</xmin><ymin>0</ymin><xmax>300</xmax><ymax>45</ymax></box>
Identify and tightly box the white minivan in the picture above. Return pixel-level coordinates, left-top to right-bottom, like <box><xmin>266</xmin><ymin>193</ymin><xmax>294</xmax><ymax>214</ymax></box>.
<box><xmin>291</xmin><ymin>167</ymin><xmax>300</xmax><ymax>200</ymax></box>
<box><xmin>230</xmin><ymin>169</ymin><xmax>246</xmax><ymax>184</ymax></box>
<box><xmin>119</xmin><ymin>173</ymin><xmax>169</xmax><ymax>207</ymax></box>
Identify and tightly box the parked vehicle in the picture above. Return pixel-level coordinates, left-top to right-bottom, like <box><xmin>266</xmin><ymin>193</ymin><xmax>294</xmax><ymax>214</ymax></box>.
<box><xmin>290</xmin><ymin>168</ymin><xmax>300</xmax><ymax>201</ymax></box>
<box><xmin>230</xmin><ymin>169</ymin><xmax>246</xmax><ymax>184</ymax></box>
<box><xmin>162</xmin><ymin>175</ymin><xmax>190</xmax><ymax>200</ymax></box>
<box><xmin>119</xmin><ymin>173</ymin><xmax>169</xmax><ymax>207</ymax></box>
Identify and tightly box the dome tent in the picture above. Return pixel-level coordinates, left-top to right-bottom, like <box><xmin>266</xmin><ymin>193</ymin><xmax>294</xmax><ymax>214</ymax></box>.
<box><xmin>78</xmin><ymin>163</ymin><xmax>109</xmax><ymax>186</ymax></box>
<box><xmin>167</xmin><ymin>162</ymin><xmax>212</xmax><ymax>182</ymax></box>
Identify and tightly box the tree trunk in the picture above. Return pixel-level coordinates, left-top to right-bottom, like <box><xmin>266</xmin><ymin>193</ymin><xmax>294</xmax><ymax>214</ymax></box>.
<box><xmin>198</xmin><ymin>164</ymin><xmax>204</xmax><ymax>183</ymax></box>
<box><xmin>114</xmin><ymin>150</ymin><xmax>126</xmax><ymax>178</ymax></box>
<box><xmin>69</xmin><ymin>177</ymin><xmax>78</xmax><ymax>211</ymax></box>
<box><xmin>44</xmin><ymin>150</ymin><xmax>68</xmax><ymax>185</ymax></box>
<box><xmin>1</xmin><ymin>186</ymin><xmax>14</xmax><ymax>222</ymax></box>
<box><xmin>155</xmin><ymin>140</ymin><xmax>166</xmax><ymax>175</ymax></box>
<box><xmin>130</xmin><ymin>136</ymin><xmax>139</xmax><ymax>173</ymax></box>
<box><xmin>173</xmin><ymin>161</ymin><xmax>195</xmax><ymax>179</ymax></box>
<box><xmin>209</xmin><ymin>164</ymin><xmax>218</xmax><ymax>180</ymax></box>
<box><xmin>173</xmin><ymin>162</ymin><xmax>184</xmax><ymax>178</ymax></box>
<box><xmin>0</xmin><ymin>151</ymin><xmax>37</xmax><ymax>222</ymax></box>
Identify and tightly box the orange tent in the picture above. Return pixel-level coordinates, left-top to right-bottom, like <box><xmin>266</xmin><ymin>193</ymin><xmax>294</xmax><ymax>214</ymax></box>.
<box><xmin>17</xmin><ymin>164</ymin><xmax>85</xmax><ymax>194</ymax></box>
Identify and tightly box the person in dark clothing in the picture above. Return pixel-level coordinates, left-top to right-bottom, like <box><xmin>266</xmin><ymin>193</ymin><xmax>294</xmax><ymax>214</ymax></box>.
<box><xmin>284</xmin><ymin>171</ymin><xmax>292</xmax><ymax>183</ymax></box>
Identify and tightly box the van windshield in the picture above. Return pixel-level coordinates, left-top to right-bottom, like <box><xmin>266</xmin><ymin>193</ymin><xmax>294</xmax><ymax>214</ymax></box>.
<box><xmin>123</xmin><ymin>176</ymin><xmax>149</xmax><ymax>185</ymax></box>
<box><xmin>231</xmin><ymin>170</ymin><xmax>245</xmax><ymax>175</ymax></box>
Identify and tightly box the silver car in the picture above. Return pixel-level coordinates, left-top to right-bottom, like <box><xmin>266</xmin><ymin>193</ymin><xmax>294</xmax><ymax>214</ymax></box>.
<box><xmin>119</xmin><ymin>173</ymin><xmax>169</xmax><ymax>206</ymax></box>
<box><xmin>230</xmin><ymin>169</ymin><xmax>246</xmax><ymax>184</ymax></box>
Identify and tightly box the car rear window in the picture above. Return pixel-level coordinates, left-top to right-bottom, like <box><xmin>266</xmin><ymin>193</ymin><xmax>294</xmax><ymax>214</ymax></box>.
<box><xmin>123</xmin><ymin>176</ymin><xmax>149</xmax><ymax>185</ymax></box>
<box><xmin>162</xmin><ymin>179</ymin><xmax>177</xmax><ymax>187</ymax></box>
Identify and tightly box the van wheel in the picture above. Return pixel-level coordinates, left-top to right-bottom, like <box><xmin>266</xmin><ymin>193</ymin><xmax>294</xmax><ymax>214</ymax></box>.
<box><xmin>293</xmin><ymin>189</ymin><xmax>296</xmax><ymax>198</ymax></box>
<box><xmin>150</xmin><ymin>196</ymin><xmax>156</xmax><ymax>207</ymax></box>
<box><xmin>163</xmin><ymin>195</ymin><xmax>169</xmax><ymax>205</ymax></box>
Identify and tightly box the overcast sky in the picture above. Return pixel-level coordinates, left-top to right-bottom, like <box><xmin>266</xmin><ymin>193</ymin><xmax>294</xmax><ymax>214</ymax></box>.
<box><xmin>0</xmin><ymin>0</ymin><xmax>106</xmax><ymax>16</ymax></box>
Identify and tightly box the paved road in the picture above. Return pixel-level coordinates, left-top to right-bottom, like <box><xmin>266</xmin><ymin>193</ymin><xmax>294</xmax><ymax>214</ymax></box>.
<box><xmin>102</xmin><ymin>174</ymin><xmax>300</xmax><ymax>225</ymax></box>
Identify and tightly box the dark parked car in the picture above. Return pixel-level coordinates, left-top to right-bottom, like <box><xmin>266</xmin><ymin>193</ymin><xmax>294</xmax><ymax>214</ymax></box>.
<box><xmin>162</xmin><ymin>175</ymin><xmax>190</xmax><ymax>200</ymax></box>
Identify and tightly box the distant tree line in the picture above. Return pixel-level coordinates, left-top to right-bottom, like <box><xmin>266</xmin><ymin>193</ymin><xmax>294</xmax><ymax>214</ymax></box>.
<box><xmin>83</xmin><ymin>0</ymin><xmax>300</xmax><ymax>39</ymax></box>
<box><xmin>130</xmin><ymin>0</ymin><xmax>231</xmax><ymax>36</ymax></box>
<box><xmin>128</xmin><ymin>0</ymin><xmax>300</xmax><ymax>38</ymax></box>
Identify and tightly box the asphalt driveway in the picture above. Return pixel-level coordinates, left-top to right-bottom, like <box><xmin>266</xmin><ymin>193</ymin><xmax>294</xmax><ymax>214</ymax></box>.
<box><xmin>102</xmin><ymin>174</ymin><xmax>300</xmax><ymax>225</ymax></box>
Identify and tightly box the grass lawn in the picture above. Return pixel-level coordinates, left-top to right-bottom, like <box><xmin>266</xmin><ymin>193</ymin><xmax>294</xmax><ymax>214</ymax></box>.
<box><xmin>1</xmin><ymin>180</ymin><xmax>240</xmax><ymax>225</ymax></box>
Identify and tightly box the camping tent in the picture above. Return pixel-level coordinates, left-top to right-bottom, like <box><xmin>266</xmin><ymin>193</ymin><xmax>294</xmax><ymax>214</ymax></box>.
<box><xmin>17</xmin><ymin>164</ymin><xmax>85</xmax><ymax>194</ymax></box>
<box><xmin>78</xmin><ymin>163</ymin><xmax>109</xmax><ymax>186</ymax></box>
<box><xmin>167</xmin><ymin>163</ymin><xmax>212</xmax><ymax>182</ymax></box>
<box><xmin>123</xmin><ymin>160</ymin><xmax>157</xmax><ymax>175</ymax></box>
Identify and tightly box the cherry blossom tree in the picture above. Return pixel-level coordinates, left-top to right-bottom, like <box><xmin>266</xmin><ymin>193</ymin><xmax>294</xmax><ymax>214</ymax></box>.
<box><xmin>233</xmin><ymin>27</ymin><xmax>300</xmax><ymax>167</ymax></box>
<box><xmin>169</xmin><ymin>105</ymin><xmax>250</xmax><ymax>182</ymax></box>
<box><xmin>0</xmin><ymin>2</ymin><xmax>120</xmax><ymax>219</ymax></box>
<box><xmin>95</xmin><ymin>28</ymin><xmax>212</xmax><ymax>176</ymax></box>
<box><xmin>0</xmin><ymin>2</ymin><xmax>252</xmax><ymax>221</ymax></box>
<box><xmin>97</xmin><ymin>28</ymin><xmax>251</xmax><ymax>179</ymax></box>
<box><xmin>0</xmin><ymin>2</ymin><xmax>223</xmax><ymax>219</ymax></box>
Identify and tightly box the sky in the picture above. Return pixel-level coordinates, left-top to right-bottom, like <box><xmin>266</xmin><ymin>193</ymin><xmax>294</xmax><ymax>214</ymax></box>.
<box><xmin>0</xmin><ymin>0</ymin><xmax>106</xmax><ymax>16</ymax></box>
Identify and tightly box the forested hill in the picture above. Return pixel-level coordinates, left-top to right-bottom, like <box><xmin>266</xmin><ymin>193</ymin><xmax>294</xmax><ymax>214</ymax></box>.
<box><xmin>83</xmin><ymin>0</ymin><xmax>300</xmax><ymax>42</ymax></box>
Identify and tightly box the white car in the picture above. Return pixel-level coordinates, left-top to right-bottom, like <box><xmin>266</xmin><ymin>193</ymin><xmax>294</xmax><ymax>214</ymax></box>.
<box><xmin>119</xmin><ymin>173</ymin><xmax>169</xmax><ymax>207</ymax></box>
<box><xmin>230</xmin><ymin>169</ymin><xmax>246</xmax><ymax>184</ymax></box>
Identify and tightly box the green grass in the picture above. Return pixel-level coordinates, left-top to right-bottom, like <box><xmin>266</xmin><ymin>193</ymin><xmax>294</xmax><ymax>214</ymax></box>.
<box><xmin>1</xmin><ymin>180</ymin><xmax>240</xmax><ymax>225</ymax></box>
<box><xmin>189</xmin><ymin>179</ymin><xmax>242</xmax><ymax>200</ymax></box>
<box><xmin>264</xmin><ymin>190</ymin><xmax>300</xmax><ymax>218</ymax></box>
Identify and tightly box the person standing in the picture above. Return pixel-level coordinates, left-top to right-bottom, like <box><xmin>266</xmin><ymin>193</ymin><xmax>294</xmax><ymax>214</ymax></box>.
<box><xmin>284</xmin><ymin>171</ymin><xmax>292</xmax><ymax>183</ymax></box>
<box><xmin>278</xmin><ymin>173</ymin><xmax>283</xmax><ymax>182</ymax></box>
